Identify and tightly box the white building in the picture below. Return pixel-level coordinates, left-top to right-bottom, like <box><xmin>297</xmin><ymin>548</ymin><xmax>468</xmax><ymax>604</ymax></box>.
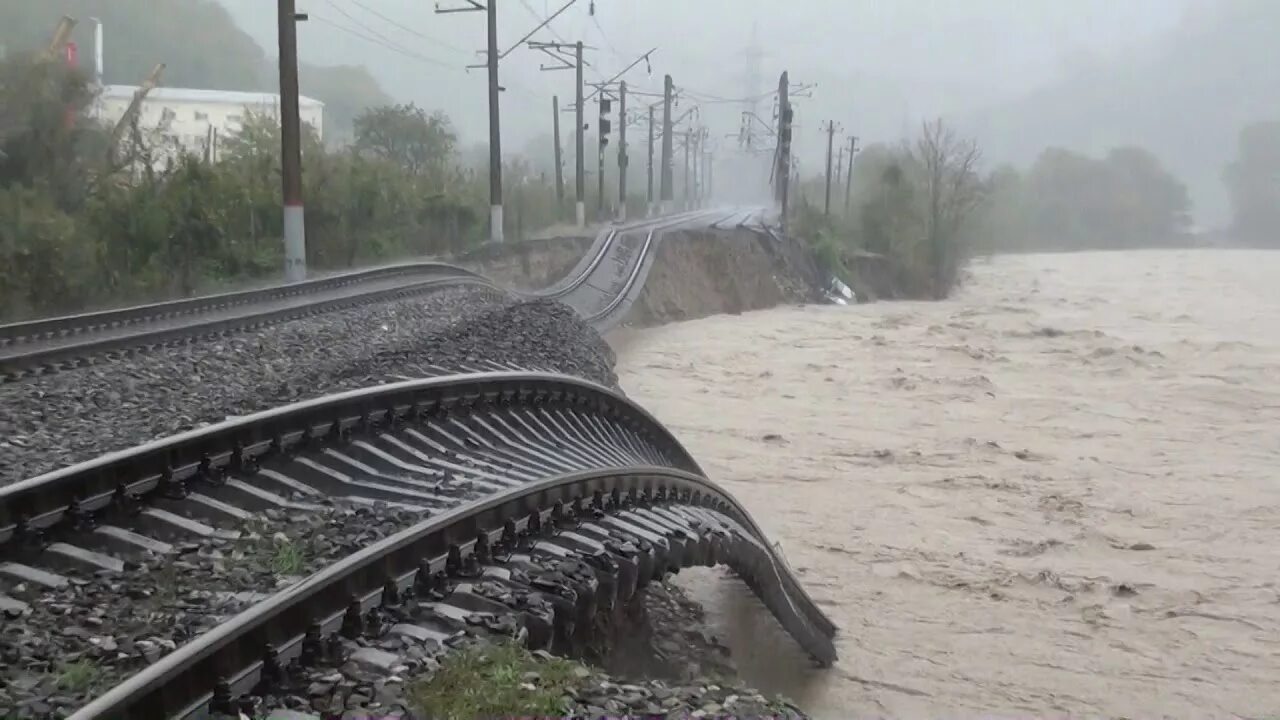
<box><xmin>95</xmin><ymin>85</ymin><xmax>324</xmax><ymax>162</ymax></box>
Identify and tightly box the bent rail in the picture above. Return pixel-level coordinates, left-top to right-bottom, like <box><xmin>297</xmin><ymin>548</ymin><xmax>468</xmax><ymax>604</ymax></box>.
<box><xmin>69</xmin><ymin>468</ymin><xmax>834</xmax><ymax>720</ymax></box>
<box><xmin>0</xmin><ymin>372</ymin><xmax>836</xmax><ymax>719</ymax></box>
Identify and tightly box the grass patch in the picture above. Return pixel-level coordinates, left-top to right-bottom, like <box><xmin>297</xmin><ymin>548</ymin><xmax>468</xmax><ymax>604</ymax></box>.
<box><xmin>236</xmin><ymin>519</ymin><xmax>315</xmax><ymax>577</ymax></box>
<box><xmin>407</xmin><ymin>641</ymin><xmax>586</xmax><ymax>720</ymax></box>
<box><xmin>56</xmin><ymin>659</ymin><xmax>103</xmax><ymax>692</ymax></box>
<box><xmin>270</xmin><ymin>538</ymin><xmax>307</xmax><ymax>575</ymax></box>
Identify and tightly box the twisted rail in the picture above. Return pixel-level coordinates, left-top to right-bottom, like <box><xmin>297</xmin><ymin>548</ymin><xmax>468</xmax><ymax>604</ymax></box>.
<box><xmin>2</xmin><ymin>373</ymin><xmax>835</xmax><ymax>720</ymax></box>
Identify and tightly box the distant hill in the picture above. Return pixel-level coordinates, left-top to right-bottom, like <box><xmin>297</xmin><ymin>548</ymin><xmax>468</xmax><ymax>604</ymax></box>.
<box><xmin>0</xmin><ymin>0</ymin><xmax>390</xmax><ymax>138</ymax></box>
<box><xmin>959</xmin><ymin>0</ymin><xmax>1277</xmax><ymax>225</ymax></box>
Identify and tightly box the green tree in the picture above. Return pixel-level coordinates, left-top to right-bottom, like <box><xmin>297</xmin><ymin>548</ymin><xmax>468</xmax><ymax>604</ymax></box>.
<box><xmin>0</xmin><ymin>53</ymin><xmax>105</xmax><ymax>210</ymax></box>
<box><xmin>795</xmin><ymin>120</ymin><xmax>986</xmax><ymax>299</ymax></box>
<box><xmin>354</xmin><ymin>104</ymin><xmax>456</xmax><ymax>182</ymax></box>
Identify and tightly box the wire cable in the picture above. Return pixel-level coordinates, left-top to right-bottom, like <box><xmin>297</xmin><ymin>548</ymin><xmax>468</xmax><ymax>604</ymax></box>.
<box><xmin>343</xmin><ymin>0</ymin><xmax>473</xmax><ymax>56</ymax></box>
<box><xmin>309</xmin><ymin>14</ymin><xmax>460</xmax><ymax>70</ymax></box>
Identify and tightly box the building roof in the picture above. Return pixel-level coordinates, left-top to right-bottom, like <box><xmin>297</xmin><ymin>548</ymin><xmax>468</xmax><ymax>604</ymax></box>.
<box><xmin>100</xmin><ymin>85</ymin><xmax>324</xmax><ymax>109</ymax></box>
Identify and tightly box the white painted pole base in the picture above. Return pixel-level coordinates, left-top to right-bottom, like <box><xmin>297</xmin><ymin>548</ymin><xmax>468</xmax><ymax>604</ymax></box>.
<box><xmin>647</xmin><ymin>202</ymin><xmax>655</xmax><ymax>218</ymax></box>
<box><xmin>490</xmin><ymin>204</ymin><xmax>504</xmax><ymax>243</ymax></box>
<box><xmin>575</xmin><ymin>201</ymin><xmax>586</xmax><ymax>228</ymax></box>
<box><xmin>283</xmin><ymin>204</ymin><xmax>306</xmax><ymax>283</ymax></box>
<box><xmin>659</xmin><ymin>201</ymin><xmax>671</xmax><ymax>216</ymax></box>
<box><xmin>618</xmin><ymin>205</ymin><xmax>627</xmax><ymax>222</ymax></box>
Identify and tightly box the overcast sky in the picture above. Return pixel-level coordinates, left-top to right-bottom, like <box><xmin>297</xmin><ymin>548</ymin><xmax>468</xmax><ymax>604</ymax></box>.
<box><xmin>217</xmin><ymin>0</ymin><xmax>1190</xmax><ymax>159</ymax></box>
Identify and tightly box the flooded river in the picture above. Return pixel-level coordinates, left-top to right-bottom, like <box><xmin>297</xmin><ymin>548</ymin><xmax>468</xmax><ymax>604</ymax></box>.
<box><xmin>613</xmin><ymin>250</ymin><xmax>1280</xmax><ymax>718</ymax></box>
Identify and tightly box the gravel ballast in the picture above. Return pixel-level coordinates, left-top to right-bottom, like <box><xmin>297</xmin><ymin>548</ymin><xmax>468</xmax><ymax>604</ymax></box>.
<box><xmin>0</xmin><ymin>288</ymin><xmax>617</xmax><ymax>485</ymax></box>
<box><xmin>1</xmin><ymin>266</ymin><xmax>822</xmax><ymax>718</ymax></box>
<box><xmin>0</xmin><ymin>500</ymin><xmax>430</xmax><ymax>718</ymax></box>
<box><xmin>245</xmin><ymin>585</ymin><xmax>808</xmax><ymax>720</ymax></box>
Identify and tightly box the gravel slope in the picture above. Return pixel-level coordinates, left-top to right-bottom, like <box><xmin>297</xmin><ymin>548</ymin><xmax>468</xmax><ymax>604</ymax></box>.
<box><xmin>0</xmin><ymin>288</ymin><xmax>616</xmax><ymax>485</ymax></box>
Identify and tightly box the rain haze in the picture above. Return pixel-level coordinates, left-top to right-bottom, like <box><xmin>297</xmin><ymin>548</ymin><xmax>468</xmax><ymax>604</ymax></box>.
<box><xmin>214</xmin><ymin>0</ymin><xmax>1226</xmax><ymax>214</ymax></box>
<box><xmin>1</xmin><ymin>0</ymin><xmax>1279</xmax><ymax>718</ymax></box>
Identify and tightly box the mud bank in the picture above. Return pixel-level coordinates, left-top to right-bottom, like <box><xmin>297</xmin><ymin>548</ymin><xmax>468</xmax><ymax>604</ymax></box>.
<box><xmin>624</xmin><ymin>229</ymin><xmax>814</xmax><ymax>327</ymax></box>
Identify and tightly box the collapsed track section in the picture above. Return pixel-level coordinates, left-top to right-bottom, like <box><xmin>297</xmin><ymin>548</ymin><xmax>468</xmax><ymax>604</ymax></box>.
<box><xmin>0</xmin><ymin>372</ymin><xmax>836</xmax><ymax>719</ymax></box>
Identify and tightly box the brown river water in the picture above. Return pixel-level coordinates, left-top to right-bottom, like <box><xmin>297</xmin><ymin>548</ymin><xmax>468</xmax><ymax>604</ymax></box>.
<box><xmin>612</xmin><ymin>250</ymin><xmax>1280</xmax><ymax>718</ymax></box>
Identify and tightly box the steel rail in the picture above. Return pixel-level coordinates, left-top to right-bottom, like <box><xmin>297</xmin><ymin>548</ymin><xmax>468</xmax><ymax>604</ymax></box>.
<box><xmin>0</xmin><ymin>371</ymin><xmax>685</xmax><ymax>542</ymax></box>
<box><xmin>68</xmin><ymin>467</ymin><xmax>836</xmax><ymax>720</ymax></box>
<box><xmin>0</xmin><ymin>372</ymin><xmax>836</xmax><ymax>719</ymax></box>
<box><xmin>584</xmin><ymin>208</ymin><xmax>751</xmax><ymax>329</ymax></box>
<box><xmin>0</xmin><ymin>262</ymin><xmax>489</xmax><ymax>348</ymax></box>
<box><xmin>531</xmin><ymin>208</ymin><xmax>721</xmax><ymax>300</ymax></box>
<box><xmin>0</xmin><ymin>209</ymin><xmax>728</xmax><ymax>381</ymax></box>
<box><xmin>0</xmin><ymin>271</ymin><xmax>506</xmax><ymax>381</ymax></box>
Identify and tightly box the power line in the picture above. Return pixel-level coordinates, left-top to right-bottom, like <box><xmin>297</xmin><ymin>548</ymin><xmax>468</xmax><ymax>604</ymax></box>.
<box><xmin>517</xmin><ymin>0</ymin><xmax>569</xmax><ymax>44</ymax></box>
<box><xmin>313</xmin><ymin>10</ymin><xmax>542</xmax><ymax>103</ymax></box>
<box><xmin>343</xmin><ymin>0</ymin><xmax>472</xmax><ymax>56</ymax></box>
<box><xmin>309</xmin><ymin>14</ymin><xmax>459</xmax><ymax>70</ymax></box>
<box><xmin>590</xmin><ymin>12</ymin><xmax>623</xmax><ymax>61</ymax></box>
<box><xmin>322</xmin><ymin>0</ymin><xmax>446</xmax><ymax>62</ymax></box>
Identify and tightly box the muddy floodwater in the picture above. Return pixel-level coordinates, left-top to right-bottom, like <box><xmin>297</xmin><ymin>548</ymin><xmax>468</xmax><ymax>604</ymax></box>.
<box><xmin>613</xmin><ymin>250</ymin><xmax>1280</xmax><ymax>718</ymax></box>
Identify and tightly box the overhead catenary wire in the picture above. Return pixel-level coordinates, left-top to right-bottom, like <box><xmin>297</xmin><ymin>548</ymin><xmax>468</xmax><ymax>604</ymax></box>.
<box><xmin>342</xmin><ymin>0</ymin><xmax>473</xmax><ymax>56</ymax></box>
<box><xmin>320</xmin><ymin>0</ymin><xmax>463</xmax><ymax>65</ymax></box>
<box><xmin>313</xmin><ymin>12</ymin><xmax>544</xmax><ymax>101</ymax></box>
<box><xmin>518</xmin><ymin>0</ymin><xmax>570</xmax><ymax>44</ymax></box>
<box><xmin>309</xmin><ymin>14</ymin><xmax>460</xmax><ymax>70</ymax></box>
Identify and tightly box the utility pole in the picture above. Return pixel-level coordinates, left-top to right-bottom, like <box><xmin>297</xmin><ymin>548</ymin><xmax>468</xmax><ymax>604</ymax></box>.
<box><xmin>278</xmin><ymin>0</ymin><xmax>306</xmax><ymax>282</ymax></box>
<box><xmin>617</xmin><ymin>81</ymin><xmax>628</xmax><ymax>221</ymax></box>
<box><xmin>776</xmin><ymin>72</ymin><xmax>793</xmax><ymax>236</ymax></box>
<box><xmin>646</xmin><ymin>104</ymin><xmax>656</xmax><ymax>216</ymax></box>
<box><xmin>530</xmin><ymin>39</ymin><xmax>586</xmax><ymax>226</ymax></box>
<box><xmin>596</xmin><ymin>90</ymin><xmax>609</xmax><ymax>220</ymax></box>
<box><xmin>552</xmin><ymin>95</ymin><xmax>564</xmax><ymax>217</ymax></box>
<box><xmin>693</xmin><ymin>129</ymin><xmax>702</xmax><ymax>207</ymax></box>
<box><xmin>835</xmin><ymin>144</ymin><xmax>845</xmax><ymax>201</ymax></box>
<box><xmin>823</xmin><ymin>120</ymin><xmax>838</xmax><ymax>217</ymax></box>
<box><xmin>682</xmin><ymin>129</ymin><xmax>692</xmax><ymax>210</ymax></box>
<box><xmin>845</xmin><ymin>135</ymin><xmax>859</xmax><ymax>214</ymax></box>
<box><xmin>576</xmin><ymin>41</ymin><xmax>585</xmax><ymax>227</ymax></box>
<box><xmin>707</xmin><ymin>150</ymin><xmax>714</xmax><ymax>200</ymax></box>
<box><xmin>485</xmin><ymin>0</ymin><xmax>503</xmax><ymax>242</ymax></box>
<box><xmin>438</xmin><ymin>0</ymin><xmax>511</xmax><ymax>242</ymax></box>
<box><xmin>701</xmin><ymin>128</ymin><xmax>710</xmax><ymax>205</ymax></box>
<box><xmin>660</xmin><ymin>74</ymin><xmax>674</xmax><ymax>214</ymax></box>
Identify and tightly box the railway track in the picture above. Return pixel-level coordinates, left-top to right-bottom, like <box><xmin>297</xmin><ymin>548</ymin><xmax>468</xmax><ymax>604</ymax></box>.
<box><xmin>0</xmin><ymin>372</ymin><xmax>836</xmax><ymax>719</ymax></box>
<box><xmin>0</xmin><ymin>206</ymin><xmax>823</xmax><ymax>718</ymax></box>
<box><xmin>0</xmin><ymin>208</ymin><xmax>748</xmax><ymax>382</ymax></box>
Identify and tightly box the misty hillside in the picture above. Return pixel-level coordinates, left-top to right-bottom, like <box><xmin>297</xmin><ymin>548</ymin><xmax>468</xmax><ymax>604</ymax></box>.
<box><xmin>961</xmin><ymin>0</ymin><xmax>1277</xmax><ymax>225</ymax></box>
<box><xmin>0</xmin><ymin>0</ymin><xmax>390</xmax><ymax>137</ymax></box>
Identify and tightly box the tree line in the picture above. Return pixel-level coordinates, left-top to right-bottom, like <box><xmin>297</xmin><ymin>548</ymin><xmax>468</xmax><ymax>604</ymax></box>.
<box><xmin>0</xmin><ymin>53</ymin><xmax>563</xmax><ymax>321</ymax></box>
<box><xmin>793</xmin><ymin>115</ymin><xmax>1277</xmax><ymax>300</ymax></box>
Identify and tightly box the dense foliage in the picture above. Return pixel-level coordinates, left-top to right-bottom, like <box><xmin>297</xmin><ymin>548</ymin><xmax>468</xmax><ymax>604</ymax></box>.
<box><xmin>793</xmin><ymin>120</ymin><xmax>985</xmax><ymax>299</ymax></box>
<box><xmin>0</xmin><ymin>55</ymin><xmax>562</xmax><ymax>321</ymax></box>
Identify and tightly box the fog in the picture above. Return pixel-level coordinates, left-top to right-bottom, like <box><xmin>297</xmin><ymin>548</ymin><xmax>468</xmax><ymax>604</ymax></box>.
<box><xmin>206</xmin><ymin>0</ymin><xmax>1280</xmax><ymax>224</ymax></box>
